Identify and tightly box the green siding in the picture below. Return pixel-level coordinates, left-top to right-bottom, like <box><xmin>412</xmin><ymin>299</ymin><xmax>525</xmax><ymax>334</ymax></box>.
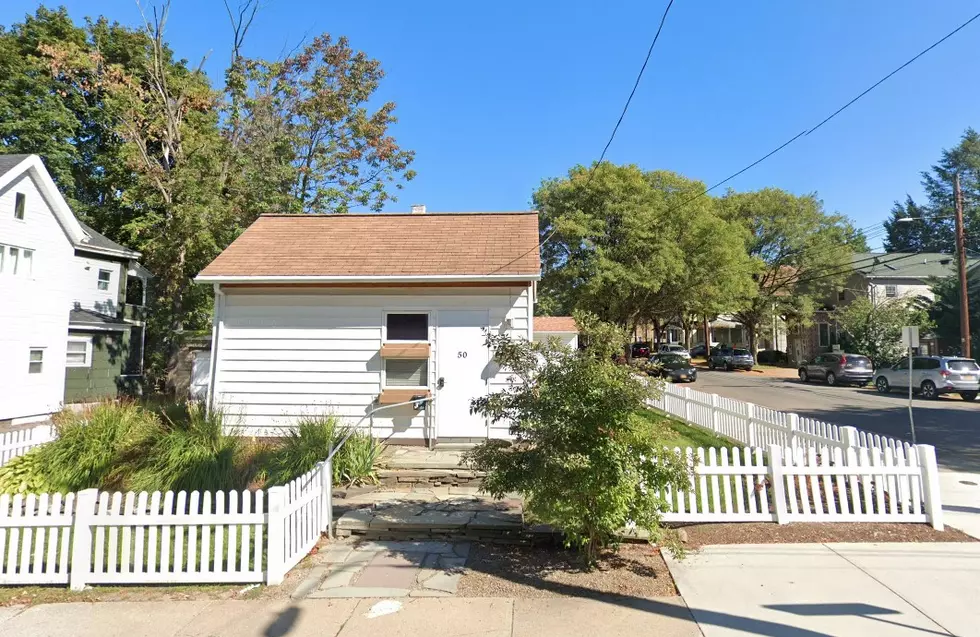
<box><xmin>65</xmin><ymin>330</ymin><xmax>132</xmax><ymax>403</ymax></box>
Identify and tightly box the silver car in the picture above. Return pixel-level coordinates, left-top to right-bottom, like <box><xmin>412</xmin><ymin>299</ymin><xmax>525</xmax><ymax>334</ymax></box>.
<box><xmin>874</xmin><ymin>356</ymin><xmax>980</xmax><ymax>401</ymax></box>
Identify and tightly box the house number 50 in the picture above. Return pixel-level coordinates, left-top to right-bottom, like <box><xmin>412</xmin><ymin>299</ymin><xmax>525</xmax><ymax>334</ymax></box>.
<box><xmin>457</xmin><ymin>351</ymin><xmax>467</xmax><ymax>358</ymax></box>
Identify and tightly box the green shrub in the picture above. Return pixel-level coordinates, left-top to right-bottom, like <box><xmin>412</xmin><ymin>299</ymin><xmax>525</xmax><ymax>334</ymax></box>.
<box><xmin>265</xmin><ymin>414</ymin><xmax>382</xmax><ymax>486</ymax></box>
<box><xmin>466</xmin><ymin>312</ymin><xmax>690</xmax><ymax>566</ymax></box>
<box><xmin>0</xmin><ymin>451</ymin><xmax>54</xmax><ymax>494</ymax></box>
<box><xmin>126</xmin><ymin>403</ymin><xmax>247</xmax><ymax>493</ymax></box>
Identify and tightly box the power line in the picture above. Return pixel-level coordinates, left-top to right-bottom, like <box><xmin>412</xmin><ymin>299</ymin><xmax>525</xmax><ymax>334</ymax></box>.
<box><xmin>488</xmin><ymin>0</ymin><xmax>676</xmax><ymax>275</ymax></box>
<box><xmin>644</xmin><ymin>10</ymin><xmax>980</xmax><ymax>221</ymax></box>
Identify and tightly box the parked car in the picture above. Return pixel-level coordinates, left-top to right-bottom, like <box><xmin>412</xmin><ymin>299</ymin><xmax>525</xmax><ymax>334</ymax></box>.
<box><xmin>657</xmin><ymin>343</ymin><xmax>691</xmax><ymax>358</ymax></box>
<box><xmin>798</xmin><ymin>353</ymin><xmax>874</xmax><ymax>386</ymax></box>
<box><xmin>650</xmin><ymin>353</ymin><xmax>698</xmax><ymax>383</ymax></box>
<box><xmin>756</xmin><ymin>349</ymin><xmax>788</xmax><ymax>365</ymax></box>
<box><xmin>631</xmin><ymin>342</ymin><xmax>651</xmax><ymax>358</ymax></box>
<box><xmin>708</xmin><ymin>347</ymin><xmax>754</xmax><ymax>371</ymax></box>
<box><xmin>874</xmin><ymin>356</ymin><xmax>980</xmax><ymax>401</ymax></box>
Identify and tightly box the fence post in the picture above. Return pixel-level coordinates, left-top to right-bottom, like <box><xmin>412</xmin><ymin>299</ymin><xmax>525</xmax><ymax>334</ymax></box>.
<box><xmin>746</xmin><ymin>403</ymin><xmax>757</xmax><ymax>448</ymax></box>
<box><xmin>916</xmin><ymin>444</ymin><xmax>944</xmax><ymax>531</ymax></box>
<box><xmin>710</xmin><ymin>394</ymin><xmax>720</xmax><ymax>433</ymax></box>
<box><xmin>787</xmin><ymin>413</ymin><xmax>799</xmax><ymax>450</ymax></box>
<box><xmin>768</xmin><ymin>445</ymin><xmax>787</xmax><ymax>524</ymax></box>
<box><xmin>69</xmin><ymin>488</ymin><xmax>98</xmax><ymax>591</ymax></box>
<box><xmin>266</xmin><ymin>486</ymin><xmax>288</xmax><ymax>585</ymax></box>
<box><xmin>682</xmin><ymin>387</ymin><xmax>692</xmax><ymax>423</ymax></box>
<box><xmin>841</xmin><ymin>426</ymin><xmax>860</xmax><ymax>450</ymax></box>
<box><xmin>321</xmin><ymin>460</ymin><xmax>333</xmax><ymax>538</ymax></box>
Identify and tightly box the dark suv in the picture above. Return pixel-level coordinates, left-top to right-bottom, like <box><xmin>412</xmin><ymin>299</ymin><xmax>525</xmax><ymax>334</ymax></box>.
<box><xmin>708</xmin><ymin>347</ymin><xmax>754</xmax><ymax>371</ymax></box>
<box><xmin>798</xmin><ymin>353</ymin><xmax>874</xmax><ymax>386</ymax></box>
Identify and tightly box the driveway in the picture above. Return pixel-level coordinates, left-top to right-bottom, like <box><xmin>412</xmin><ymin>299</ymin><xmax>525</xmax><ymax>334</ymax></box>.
<box><xmin>693</xmin><ymin>369</ymin><xmax>980</xmax><ymax>473</ymax></box>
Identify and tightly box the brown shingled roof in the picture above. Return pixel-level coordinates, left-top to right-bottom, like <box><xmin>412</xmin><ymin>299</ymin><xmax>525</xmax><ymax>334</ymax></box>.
<box><xmin>198</xmin><ymin>212</ymin><xmax>541</xmax><ymax>279</ymax></box>
<box><xmin>535</xmin><ymin>316</ymin><xmax>578</xmax><ymax>333</ymax></box>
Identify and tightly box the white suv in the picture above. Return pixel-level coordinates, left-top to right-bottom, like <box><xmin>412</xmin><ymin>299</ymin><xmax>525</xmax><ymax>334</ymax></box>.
<box><xmin>874</xmin><ymin>356</ymin><xmax>980</xmax><ymax>401</ymax></box>
<box><xmin>657</xmin><ymin>344</ymin><xmax>690</xmax><ymax>359</ymax></box>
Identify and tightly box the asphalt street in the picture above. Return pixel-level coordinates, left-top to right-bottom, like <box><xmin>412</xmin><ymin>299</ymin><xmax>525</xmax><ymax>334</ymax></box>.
<box><xmin>693</xmin><ymin>369</ymin><xmax>980</xmax><ymax>472</ymax></box>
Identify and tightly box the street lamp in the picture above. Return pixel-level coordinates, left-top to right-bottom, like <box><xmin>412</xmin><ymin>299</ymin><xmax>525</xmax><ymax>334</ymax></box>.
<box><xmin>897</xmin><ymin>192</ymin><xmax>971</xmax><ymax>357</ymax></box>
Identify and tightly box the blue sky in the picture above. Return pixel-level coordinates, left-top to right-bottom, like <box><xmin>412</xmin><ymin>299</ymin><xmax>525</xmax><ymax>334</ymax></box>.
<box><xmin>3</xmin><ymin>1</ymin><xmax>979</xmax><ymax>246</ymax></box>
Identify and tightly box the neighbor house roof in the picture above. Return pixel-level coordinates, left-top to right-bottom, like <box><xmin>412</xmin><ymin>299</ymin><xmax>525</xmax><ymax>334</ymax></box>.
<box><xmin>535</xmin><ymin>316</ymin><xmax>577</xmax><ymax>333</ymax></box>
<box><xmin>851</xmin><ymin>252</ymin><xmax>976</xmax><ymax>280</ymax></box>
<box><xmin>69</xmin><ymin>307</ymin><xmax>131</xmax><ymax>331</ymax></box>
<box><xmin>78</xmin><ymin>221</ymin><xmax>141</xmax><ymax>259</ymax></box>
<box><xmin>197</xmin><ymin>212</ymin><xmax>541</xmax><ymax>282</ymax></box>
<box><xmin>0</xmin><ymin>154</ymin><xmax>32</xmax><ymax>178</ymax></box>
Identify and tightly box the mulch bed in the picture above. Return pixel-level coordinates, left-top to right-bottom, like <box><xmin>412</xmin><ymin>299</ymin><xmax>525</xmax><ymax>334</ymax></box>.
<box><xmin>457</xmin><ymin>542</ymin><xmax>678</xmax><ymax>599</ymax></box>
<box><xmin>670</xmin><ymin>521</ymin><xmax>977</xmax><ymax>546</ymax></box>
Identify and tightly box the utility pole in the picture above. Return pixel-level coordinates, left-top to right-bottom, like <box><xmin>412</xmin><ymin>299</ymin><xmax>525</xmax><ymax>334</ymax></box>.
<box><xmin>954</xmin><ymin>173</ymin><xmax>971</xmax><ymax>358</ymax></box>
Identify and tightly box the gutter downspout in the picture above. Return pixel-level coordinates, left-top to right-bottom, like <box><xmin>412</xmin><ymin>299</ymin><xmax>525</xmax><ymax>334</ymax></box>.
<box><xmin>205</xmin><ymin>283</ymin><xmax>224</xmax><ymax>415</ymax></box>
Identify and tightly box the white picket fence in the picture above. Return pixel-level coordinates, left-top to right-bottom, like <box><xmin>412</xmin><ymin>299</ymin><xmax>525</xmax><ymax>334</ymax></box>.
<box><xmin>654</xmin><ymin>444</ymin><xmax>941</xmax><ymax>527</ymax></box>
<box><xmin>0</xmin><ymin>425</ymin><xmax>56</xmax><ymax>466</ymax></box>
<box><xmin>652</xmin><ymin>383</ymin><xmax>913</xmax><ymax>459</ymax></box>
<box><xmin>0</xmin><ymin>462</ymin><xmax>330</xmax><ymax>589</ymax></box>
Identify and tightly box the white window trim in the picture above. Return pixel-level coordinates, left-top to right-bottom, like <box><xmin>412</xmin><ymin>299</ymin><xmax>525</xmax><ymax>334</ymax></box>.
<box><xmin>884</xmin><ymin>284</ymin><xmax>898</xmax><ymax>298</ymax></box>
<box><xmin>382</xmin><ymin>358</ymin><xmax>430</xmax><ymax>390</ymax></box>
<box><xmin>66</xmin><ymin>337</ymin><xmax>93</xmax><ymax>368</ymax></box>
<box><xmin>97</xmin><ymin>269</ymin><xmax>112</xmax><ymax>291</ymax></box>
<box><xmin>382</xmin><ymin>310</ymin><xmax>431</xmax><ymax>343</ymax></box>
<box><xmin>28</xmin><ymin>347</ymin><xmax>45</xmax><ymax>374</ymax></box>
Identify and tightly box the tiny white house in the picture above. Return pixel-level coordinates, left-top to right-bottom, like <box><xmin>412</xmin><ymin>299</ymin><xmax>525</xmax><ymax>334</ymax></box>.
<box><xmin>532</xmin><ymin>316</ymin><xmax>578</xmax><ymax>349</ymax></box>
<box><xmin>197</xmin><ymin>211</ymin><xmax>541</xmax><ymax>444</ymax></box>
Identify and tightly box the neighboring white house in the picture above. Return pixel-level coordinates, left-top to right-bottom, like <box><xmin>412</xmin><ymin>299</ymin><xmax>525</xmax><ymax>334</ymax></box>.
<box><xmin>532</xmin><ymin>316</ymin><xmax>578</xmax><ymax>349</ymax></box>
<box><xmin>0</xmin><ymin>154</ymin><xmax>148</xmax><ymax>424</ymax></box>
<box><xmin>196</xmin><ymin>209</ymin><xmax>541</xmax><ymax>444</ymax></box>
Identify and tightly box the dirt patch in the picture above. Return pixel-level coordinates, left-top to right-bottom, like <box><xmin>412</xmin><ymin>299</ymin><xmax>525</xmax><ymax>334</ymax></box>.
<box><xmin>458</xmin><ymin>542</ymin><xmax>677</xmax><ymax>599</ymax></box>
<box><xmin>672</xmin><ymin>521</ymin><xmax>977</xmax><ymax>546</ymax></box>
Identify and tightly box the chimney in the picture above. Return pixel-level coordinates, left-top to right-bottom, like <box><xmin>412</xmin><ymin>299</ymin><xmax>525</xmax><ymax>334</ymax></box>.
<box><xmin>411</xmin><ymin>204</ymin><xmax>426</xmax><ymax>215</ymax></box>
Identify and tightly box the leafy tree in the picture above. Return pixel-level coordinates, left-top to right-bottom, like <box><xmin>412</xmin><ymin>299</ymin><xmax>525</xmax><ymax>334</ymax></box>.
<box><xmin>834</xmin><ymin>296</ymin><xmax>933</xmax><ymax>366</ymax></box>
<box><xmin>534</xmin><ymin>163</ymin><xmax>756</xmax><ymax>346</ymax></box>
<box><xmin>465</xmin><ymin>313</ymin><xmax>689</xmax><ymax>565</ymax></box>
<box><xmin>719</xmin><ymin>188</ymin><xmax>864</xmax><ymax>353</ymax></box>
<box><xmin>883</xmin><ymin>129</ymin><xmax>980</xmax><ymax>254</ymax></box>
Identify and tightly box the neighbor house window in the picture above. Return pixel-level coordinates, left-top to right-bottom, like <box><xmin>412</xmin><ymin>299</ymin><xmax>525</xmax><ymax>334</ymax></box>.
<box><xmin>98</xmin><ymin>269</ymin><xmax>112</xmax><ymax>291</ymax></box>
<box><xmin>885</xmin><ymin>285</ymin><xmax>898</xmax><ymax>298</ymax></box>
<box><xmin>9</xmin><ymin>247</ymin><xmax>19</xmax><ymax>275</ymax></box>
<box><xmin>0</xmin><ymin>245</ymin><xmax>4</xmax><ymax>273</ymax></box>
<box><xmin>384</xmin><ymin>359</ymin><xmax>428</xmax><ymax>387</ymax></box>
<box><xmin>66</xmin><ymin>338</ymin><xmax>92</xmax><ymax>368</ymax></box>
<box><xmin>385</xmin><ymin>313</ymin><xmax>428</xmax><ymax>341</ymax></box>
<box><xmin>14</xmin><ymin>193</ymin><xmax>25</xmax><ymax>220</ymax></box>
<box><xmin>818</xmin><ymin>323</ymin><xmax>831</xmax><ymax>347</ymax></box>
<box><xmin>28</xmin><ymin>348</ymin><xmax>44</xmax><ymax>374</ymax></box>
<box><xmin>21</xmin><ymin>249</ymin><xmax>32</xmax><ymax>276</ymax></box>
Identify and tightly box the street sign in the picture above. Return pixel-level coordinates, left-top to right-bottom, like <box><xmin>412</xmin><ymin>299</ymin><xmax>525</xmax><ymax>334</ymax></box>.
<box><xmin>902</xmin><ymin>326</ymin><xmax>920</xmax><ymax>349</ymax></box>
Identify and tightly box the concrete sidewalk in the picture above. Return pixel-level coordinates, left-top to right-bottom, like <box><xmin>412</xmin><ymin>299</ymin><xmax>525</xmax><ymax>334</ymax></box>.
<box><xmin>940</xmin><ymin>470</ymin><xmax>980</xmax><ymax>539</ymax></box>
<box><xmin>664</xmin><ymin>542</ymin><xmax>980</xmax><ymax>637</ymax></box>
<box><xmin>0</xmin><ymin>597</ymin><xmax>701</xmax><ymax>637</ymax></box>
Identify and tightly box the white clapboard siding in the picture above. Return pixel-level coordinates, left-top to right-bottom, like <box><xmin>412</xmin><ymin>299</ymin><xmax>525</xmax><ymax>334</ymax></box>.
<box><xmin>215</xmin><ymin>287</ymin><xmax>532</xmax><ymax>439</ymax></box>
<box><xmin>0</xmin><ymin>424</ymin><xmax>56</xmax><ymax>467</ymax></box>
<box><xmin>0</xmin><ymin>492</ymin><xmax>75</xmax><ymax>585</ymax></box>
<box><xmin>82</xmin><ymin>489</ymin><xmax>266</xmax><ymax>585</ymax></box>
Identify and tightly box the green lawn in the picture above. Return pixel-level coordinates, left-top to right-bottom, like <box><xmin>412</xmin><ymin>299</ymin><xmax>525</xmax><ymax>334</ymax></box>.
<box><xmin>634</xmin><ymin>409</ymin><xmax>738</xmax><ymax>450</ymax></box>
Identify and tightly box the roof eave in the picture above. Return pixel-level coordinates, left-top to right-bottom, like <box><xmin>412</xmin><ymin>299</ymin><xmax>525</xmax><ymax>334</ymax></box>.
<box><xmin>196</xmin><ymin>273</ymin><xmax>541</xmax><ymax>284</ymax></box>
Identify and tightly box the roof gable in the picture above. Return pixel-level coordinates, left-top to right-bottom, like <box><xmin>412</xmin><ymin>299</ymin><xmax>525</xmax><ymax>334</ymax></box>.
<box><xmin>0</xmin><ymin>154</ymin><xmax>86</xmax><ymax>245</ymax></box>
<box><xmin>197</xmin><ymin>212</ymin><xmax>541</xmax><ymax>282</ymax></box>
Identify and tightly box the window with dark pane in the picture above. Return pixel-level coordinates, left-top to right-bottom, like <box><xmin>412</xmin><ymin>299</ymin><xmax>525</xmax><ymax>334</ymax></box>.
<box><xmin>386</xmin><ymin>313</ymin><xmax>428</xmax><ymax>341</ymax></box>
<box><xmin>385</xmin><ymin>359</ymin><xmax>428</xmax><ymax>387</ymax></box>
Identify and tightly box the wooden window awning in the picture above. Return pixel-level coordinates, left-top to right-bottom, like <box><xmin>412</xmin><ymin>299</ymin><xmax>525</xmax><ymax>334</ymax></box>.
<box><xmin>377</xmin><ymin>389</ymin><xmax>431</xmax><ymax>405</ymax></box>
<box><xmin>380</xmin><ymin>343</ymin><xmax>431</xmax><ymax>359</ymax></box>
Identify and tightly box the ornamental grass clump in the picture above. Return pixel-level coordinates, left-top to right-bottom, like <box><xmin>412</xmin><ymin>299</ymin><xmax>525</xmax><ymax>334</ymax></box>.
<box><xmin>465</xmin><ymin>312</ymin><xmax>690</xmax><ymax>566</ymax></box>
<box><xmin>266</xmin><ymin>414</ymin><xmax>383</xmax><ymax>486</ymax></box>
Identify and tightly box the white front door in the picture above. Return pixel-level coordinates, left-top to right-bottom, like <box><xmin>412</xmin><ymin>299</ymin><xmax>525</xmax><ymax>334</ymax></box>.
<box><xmin>436</xmin><ymin>309</ymin><xmax>490</xmax><ymax>438</ymax></box>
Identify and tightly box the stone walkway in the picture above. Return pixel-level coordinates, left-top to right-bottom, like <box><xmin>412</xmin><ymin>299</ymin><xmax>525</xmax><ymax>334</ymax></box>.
<box><xmin>294</xmin><ymin>541</ymin><xmax>471</xmax><ymax>599</ymax></box>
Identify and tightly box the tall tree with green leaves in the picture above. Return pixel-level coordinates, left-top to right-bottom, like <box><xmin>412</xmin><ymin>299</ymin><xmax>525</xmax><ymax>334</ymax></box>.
<box><xmin>534</xmin><ymin>163</ymin><xmax>756</xmax><ymax>343</ymax></box>
<box><xmin>883</xmin><ymin>128</ymin><xmax>980</xmax><ymax>254</ymax></box>
<box><xmin>719</xmin><ymin>188</ymin><xmax>865</xmax><ymax>353</ymax></box>
<box><xmin>834</xmin><ymin>296</ymin><xmax>933</xmax><ymax>366</ymax></box>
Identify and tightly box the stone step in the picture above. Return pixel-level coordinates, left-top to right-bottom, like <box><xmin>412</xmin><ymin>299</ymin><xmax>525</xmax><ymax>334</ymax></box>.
<box><xmin>376</xmin><ymin>468</ymin><xmax>484</xmax><ymax>489</ymax></box>
<box><xmin>333</xmin><ymin>497</ymin><xmax>557</xmax><ymax>543</ymax></box>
